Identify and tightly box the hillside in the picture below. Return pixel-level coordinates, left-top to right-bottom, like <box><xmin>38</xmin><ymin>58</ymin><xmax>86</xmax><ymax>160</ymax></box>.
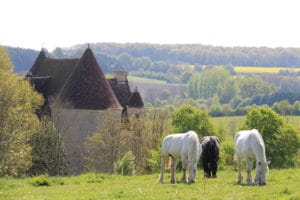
<box><xmin>5</xmin><ymin>43</ymin><xmax>300</xmax><ymax>75</ymax></box>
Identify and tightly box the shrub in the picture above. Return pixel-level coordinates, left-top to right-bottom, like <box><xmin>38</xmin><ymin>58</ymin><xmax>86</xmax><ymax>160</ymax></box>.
<box><xmin>114</xmin><ymin>151</ymin><xmax>135</xmax><ymax>176</ymax></box>
<box><xmin>29</xmin><ymin>175</ymin><xmax>51</xmax><ymax>186</ymax></box>
<box><xmin>146</xmin><ymin>149</ymin><xmax>161</xmax><ymax>173</ymax></box>
<box><xmin>219</xmin><ymin>140</ymin><xmax>235</xmax><ymax>169</ymax></box>
<box><xmin>171</xmin><ymin>104</ymin><xmax>215</xmax><ymax>137</ymax></box>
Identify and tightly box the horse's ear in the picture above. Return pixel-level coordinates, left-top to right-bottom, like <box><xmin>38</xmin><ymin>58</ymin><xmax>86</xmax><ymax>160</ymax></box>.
<box><xmin>267</xmin><ymin>161</ymin><xmax>271</xmax><ymax>165</ymax></box>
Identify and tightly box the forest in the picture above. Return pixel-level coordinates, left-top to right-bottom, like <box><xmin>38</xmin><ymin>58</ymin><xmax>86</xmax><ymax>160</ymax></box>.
<box><xmin>5</xmin><ymin>43</ymin><xmax>300</xmax><ymax>116</ymax></box>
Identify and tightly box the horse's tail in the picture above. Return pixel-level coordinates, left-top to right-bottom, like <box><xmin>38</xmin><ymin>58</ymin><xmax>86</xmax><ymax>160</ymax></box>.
<box><xmin>165</xmin><ymin>156</ymin><xmax>172</xmax><ymax>169</ymax></box>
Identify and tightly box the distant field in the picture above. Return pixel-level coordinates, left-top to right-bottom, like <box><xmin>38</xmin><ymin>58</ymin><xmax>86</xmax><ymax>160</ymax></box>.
<box><xmin>0</xmin><ymin>169</ymin><xmax>299</xmax><ymax>200</ymax></box>
<box><xmin>128</xmin><ymin>76</ymin><xmax>167</xmax><ymax>84</ymax></box>
<box><xmin>212</xmin><ymin>115</ymin><xmax>300</xmax><ymax>137</ymax></box>
<box><xmin>234</xmin><ymin>66</ymin><xmax>300</xmax><ymax>74</ymax></box>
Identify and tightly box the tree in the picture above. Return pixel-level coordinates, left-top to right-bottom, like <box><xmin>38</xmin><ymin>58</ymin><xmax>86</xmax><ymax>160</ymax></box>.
<box><xmin>84</xmin><ymin>112</ymin><xmax>122</xmax><ymax>173</ymax></box>
<box><xmin>171</xmin><ymin>105</ymin><xmax>215</xmax><ymax>137</ymax></box>
<box><xmin>243</xmin><ymin>105</ymin><xmax>299</xmax><ymax>168</ymax></box>
<box><xmin>218</xmin><ymin>78</ymin><xmax>239</xmax><ymax>104</ymax></box>
<box><xmin>272</xmin><ymin>100</ymin><xmax>292</xmax><ymax>115</ymax></box>
<box><xmin>28</xmin><ymin>118</ymin><xmax>68</xmax><ymax>176</ymax></box>
<box><xmin>84</xmin><ymin>108</ymin><xmax>170</xmax><ymax>174</ymax></box>
<box><xmin>237</xmin><ymin>76</ymin><xmax>275</xmax><ymax>99</ymax></box>
<box><xmin>0</xmin><ymin>46</ymin><xmax>43</xmax><ymax>177</ymax></box>
<box><xmin>52</xmin><ymin>47</ymin><xmax>64</xmax><ymax>58</ymax></box>
<box><xmin>188</xmin><ymin>67</ymin><xmax>231</xmax><ymax>99</ymax></box>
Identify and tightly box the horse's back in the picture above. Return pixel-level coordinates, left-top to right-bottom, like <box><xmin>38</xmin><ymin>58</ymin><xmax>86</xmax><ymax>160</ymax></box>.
<box><xmin>161</xmin><ymin>131</ymin><xmax>200</xmax><ymax>159</ymax></box>
<box><xmin>201</xmin><ymin>136</ymin><xmax>220</xmax><ymax>161</ymax></box>
<box><xmin>235</xmin><ymin>129</ymin><xmax>264</xmax><ymax>158</ymax></box>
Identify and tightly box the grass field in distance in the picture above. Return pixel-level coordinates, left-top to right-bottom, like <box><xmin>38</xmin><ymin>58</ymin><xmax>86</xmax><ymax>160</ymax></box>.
<box><xmin>234</xmin><ymin>66</ymin><xmax>300</xmax><ymax>74</ymax></box>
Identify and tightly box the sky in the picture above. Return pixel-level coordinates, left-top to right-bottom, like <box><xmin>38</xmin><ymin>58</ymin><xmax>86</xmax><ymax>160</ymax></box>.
<box><xmin>1</xmin><ymin>0</ymin><xmax>300</xmax><ymax>51</ymax></box>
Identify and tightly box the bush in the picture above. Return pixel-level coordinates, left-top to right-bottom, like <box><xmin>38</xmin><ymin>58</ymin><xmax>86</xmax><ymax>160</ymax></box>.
<box><xmin>29</xmin><ymin>175</ymin><xmax>51</xmax><ymax>186</ymax></box>
<box><xmin>146</xmin><ymin>149</ymin><xmax>161</xmax><ymax>173</ymax></box>
<box><xmin>114</xmin><ymin>151</ymin><xmax>135</xmax><ymax>176</ymax></box>
<box><xmin>171</xmin><ymin>104</ymin><xmax>215</xmax><ymax>137</ymax></box>
<box><xmin>219</xmin><ymin>140</ymin><xmax>235</xmax><ymax>170</ymax></box>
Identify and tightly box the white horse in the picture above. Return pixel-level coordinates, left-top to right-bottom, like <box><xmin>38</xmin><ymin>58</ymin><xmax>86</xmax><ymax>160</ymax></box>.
<box><xmin>234</xmin><ymin>129</ymin><xmax>270</xmax><ymax>185</ymax></box>
<box><xmin>158</xmin><ymin>130</ymin><xmax>201</xmax><ymax>184</ymax></box>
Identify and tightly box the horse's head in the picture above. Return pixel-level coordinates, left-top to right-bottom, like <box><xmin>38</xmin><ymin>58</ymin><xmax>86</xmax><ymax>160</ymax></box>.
<box><xmin>256</xmin><ymin>160</ymin><xmax>271</xmax><ymax>185</ymax></box>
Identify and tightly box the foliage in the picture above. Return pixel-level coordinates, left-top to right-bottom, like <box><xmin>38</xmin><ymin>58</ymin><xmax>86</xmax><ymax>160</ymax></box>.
<box><xmin>236</xmin><ymin>76</ymin><xmax>275</xmax><ymax>99</ymax></box>
<box><xmin>171</xmin><ymin>104</ymin><xmax>215</xmax><ymax>137</ymax></box>
<box><xmin>29</xmin><ymin>175</ymin><xmax>51</xmax><ymax>186</ymax></box>
<box><xmin>218</xmin><ymin>140</ymin><xmax>235</xmax><ymax>169</ymax></box>
<box><xmin>114</xmin><ymin>151</ymin><xmax>136</xmax><ymax>176</ymax></box>
<box><xmin>243</xmin><ymin>105</ymin><xmax>299</xmax><ymax>168</ymax></box>
<box><xmin>84</xmin><ymin>108</ymin><xmax>170</xmax><ymax>174</ymax></box>
<box><xmin>83</xmin><ymin>112</ymin><xmax>122</xmax><ymax>173</ymax></box>
<box><xmin>146</xmin><ymin>149</ymin><xmax>161</xmax><ymax>173</ymax></box>
<box><xmin>188</xmin><ymin>67</ymin><xmax>231</xmax><ymax>99</ymax></box>
<box><xmin>0</xmin><ymin>46</ymin><xmax>43</xmax><ymax>177</ymax></box>
<box><xmin>28</xmin><ymin>118</ymin><xmax>68</xmax><ymax>176</ymax></box>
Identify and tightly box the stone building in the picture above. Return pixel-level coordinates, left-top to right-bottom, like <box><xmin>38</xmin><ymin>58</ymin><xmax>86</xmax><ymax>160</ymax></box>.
<box><xmin>26</xmin><ymin>48</ymin><xmax>143</xmax><ymax>174</ymax></box>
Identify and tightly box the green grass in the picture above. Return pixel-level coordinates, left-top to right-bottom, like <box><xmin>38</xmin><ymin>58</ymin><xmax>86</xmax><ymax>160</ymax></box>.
<box><xmin>0</xmin><ymin>169</ymin><xmax>299</xmax><ymax>200</ymax></box>
<box><xmin>212</xmin><ymin>115</ymin><xmax>300</xmax><ymax>137</ymax></box>
<box><xmin>128</xmin><ymin>76</ymin><xmax>167</xmax><ymax>84</ymax></box>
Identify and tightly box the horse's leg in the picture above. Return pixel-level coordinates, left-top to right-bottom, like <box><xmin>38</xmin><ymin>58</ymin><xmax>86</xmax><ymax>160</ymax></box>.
<box><xmin>245</xmin><ymin>158</ymin><xmax>253</xmax><ymax>185</ymax></box>
<box><xmin>181</xmin><ymin>157</ymin><xmax>188</xmax><ymax>183</ymax></box>
<box><xmin>170</xmin><ymin>157</ymin><xmax>177</xmax><ymax>184</ymax></box>
<box><xmin>187</xmin><ymin>161</ymin><xmax>197</xmax><ymax>183</ymax></box>
<box><xmin>203</xmin><ymin>160</ymin><xmax>209</xmax><ymax>178</ymax></box>
<box><xmin>158</xmin><ymin>156</ymin><xmax>166</xmax><ymax>183</ymax></box>
<box><xmin>237</xmin><ymin>155</ymin><xmax>243</xmax><ymax>184</ymax></box>
<box><xmin>208</xmin><ymin>163</ymin><xmax>212</xmax><ymax>178</ymax></box>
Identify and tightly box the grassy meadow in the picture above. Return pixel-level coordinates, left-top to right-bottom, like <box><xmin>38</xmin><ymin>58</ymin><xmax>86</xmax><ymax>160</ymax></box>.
<box><xmin>0</xmin><ymin>169</ymin><xmax>299</xmax><ymax>200</ymax></box>
<box><xmin>1</xmin><ymin>116</ymin><xmax>299</xmax><ymax>200</ymax></box>
<box><xmin>211</xmin><ymin>115</ymin><xmax>300</xmax><ymax>138</ymax></box>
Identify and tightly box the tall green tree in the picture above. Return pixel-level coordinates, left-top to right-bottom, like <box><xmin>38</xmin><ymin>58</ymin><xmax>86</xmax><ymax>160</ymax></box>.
<box><xmin>29</xmin><ymin>118</ymin><xmax>68</xmax><ymax>176</ymax></box>
<box><xmin>171</xmin><ymin>105</ymin><xmax>215</xmax><ymax>137</ymax></box>
<box><xmin>188</xmin><ymin>67</ymin><xmax>231</xmax><ymax>99</ymax></box>
<box><xmin>0</xmin><ymin>46</ymin><xmax>43</xmax><ymax>177</ymax></box>
<box><xmin>237</xmin><ymin>76</ymin><xmax>275</xmax><ymax>99</ymax></box>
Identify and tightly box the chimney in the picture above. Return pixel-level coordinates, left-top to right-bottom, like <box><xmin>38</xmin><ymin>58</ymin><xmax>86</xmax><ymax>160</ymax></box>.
<box><xmin>112</xmin><ymin>71</ymin><xmax>127</xmax><ymax>84</ymax></box>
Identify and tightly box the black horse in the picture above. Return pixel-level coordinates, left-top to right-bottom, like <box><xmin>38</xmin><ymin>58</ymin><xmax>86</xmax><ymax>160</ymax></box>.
<box><xmin>200</xmin><ymin>136</ymin><xmax>220</xmax><ymax>178</ymax></box>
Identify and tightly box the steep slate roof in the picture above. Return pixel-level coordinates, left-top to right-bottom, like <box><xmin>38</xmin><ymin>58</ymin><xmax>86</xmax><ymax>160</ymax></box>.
<box><xmin>27</xmin><ymin>49</ymin><xmax>80</xmax><ymax>98</ymax></box>
<box><xmin>59</xmin><ymin>48</ymin><xmax>121</xmax><ymax>109</ymax></box>
<box><xmin>128</xmin><ymin>88</ymin><xmax>144</xmax><ymax>108</ymax></box>
<box><xmin>27</xmin><ymin>48</ymin><xmax>122</xmax><ymax>110</ymax></box>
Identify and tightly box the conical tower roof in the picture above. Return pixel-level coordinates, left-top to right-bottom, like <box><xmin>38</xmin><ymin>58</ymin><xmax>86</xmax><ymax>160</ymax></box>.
<box><xmin>59</xmin><ymin>48</ymin><xmax>122</xmax><ymax>109</ymax></box>
<box><xmin>128</xmin><ymin>88</ymin><xmax>144</xmax><ymax>108</ymax></box>
<box><xmin>26</xmin><ymin>48</ymin><xmax>47</xmax><ymax>76</ymax></box>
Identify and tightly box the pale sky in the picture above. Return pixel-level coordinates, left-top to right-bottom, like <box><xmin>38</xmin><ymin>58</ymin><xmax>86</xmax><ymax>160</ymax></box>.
<box><xmin>1</xmin><ymin>0</ymin><xmax>300</xmax><ymax>51</ymax></box>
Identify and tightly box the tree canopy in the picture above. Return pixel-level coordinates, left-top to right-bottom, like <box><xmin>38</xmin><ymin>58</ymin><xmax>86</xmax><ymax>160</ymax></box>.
<box><xmin>0</xmin><ymin>46</ymin><xmax>43</xmax><ymax>176</ymax></box>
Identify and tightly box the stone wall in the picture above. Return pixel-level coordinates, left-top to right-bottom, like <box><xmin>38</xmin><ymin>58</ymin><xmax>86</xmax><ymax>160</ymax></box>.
<box><xmin>51</xmin><ymin>107</ymin><xmax>122</xmax><ymax>174</ymax></box>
